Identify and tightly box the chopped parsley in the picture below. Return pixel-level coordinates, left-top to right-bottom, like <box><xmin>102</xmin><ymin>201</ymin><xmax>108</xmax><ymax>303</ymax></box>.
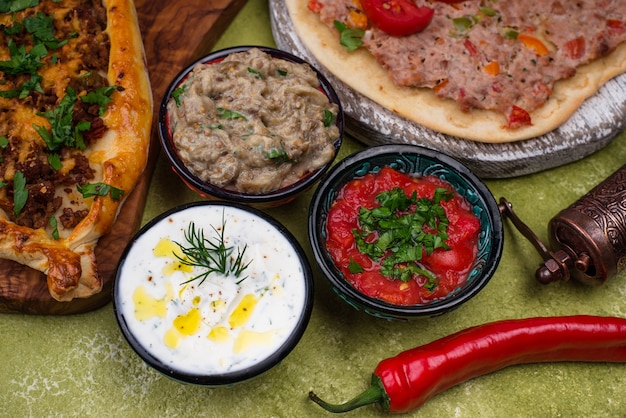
<box><xmin>80</xmin><ymin>85</ymin><xmax>120</xmax><ymax>116</ymax></box>
<box><xmin>77</xmin><ymin>182</ymin><xmax>125</xmax><ymax>200</ymax></box>
<box><xmin>0</xmin><ymin>135</ymin><xmax>7</xmax><ymax>163</ymax></box>
<box><xmin>0</xmin><ymin>74</ymin><xmax>44</xmax><ymax>99</ymax></box>
<box><xmin>334</xmin><ymin>20</ymin><xmax>364</xmax><ymax>52</ymax></box>
<box><xmin>171</xmin><ymin>84</ymin><xmax>187</xmax><ymax>106</ymax></box>
<box><xmin>23</xmin><ymin>12</ymin><xmax>69</xmax><ymax>50</ymax></box>
<box><xmin>12</xmin><ymin>171</ymin><xmax>28</xmax><ymax>218</ymax></box>
<box><xmin>49</xmin><ymin>215</ymin><xmax>59</xmax><ymax>240</ymax></box>
<box><xmin>351</xmin><ymin>187</ymin><xmax>453</xmax><ymax>284</ymax></box>
<box><xmin>217</xmin><ymin>108</ymin><xmax>247</xmax><ymax>121</ymax></box>
<box><xmin>0</xmin><ymin>40</ymin><xmax>47</xmax><ymax>76</ymax></box>
<box><xmin>247</xmin><ymin>67</ymin><xmax>263</xmax><ymax>79</ymax></box>
<box><xmin>323</xmin><ymin>109</ymin><xmax>336</xmax><ymax>127</ymax></box>
<box><xmin>34</xmin><ymin>87</ymin><xmax>90</xmax><ymax>151</ymax></box>
<box><xmin>47</xmin><ymin>153</ymin><xmax>62</xmax><ymax>170</ymax></box>
<box><xmin>348</xmin><ymin>257</ymin><xmax>364</xmax><ymax>274</ymax></box>
<box><xmin>0</xmin><ymin>0</ymin><xmax>39</xmax><ymax>13</ymax></box>
<box><xmin>265</xmin><ymin>146</ymin><xmax>291</xmax><ymax>163</ymax></box>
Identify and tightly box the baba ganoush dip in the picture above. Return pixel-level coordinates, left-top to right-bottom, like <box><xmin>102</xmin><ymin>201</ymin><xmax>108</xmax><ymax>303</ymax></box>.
<box><xmin>166</xmin><ymin>47</ymin><xmax>341</xmax><ymax>194</ymax></box>
<box><xmin>114</xmin><ymin>203</ymin><xmax>312</xmax><ymax>379</ymax></box>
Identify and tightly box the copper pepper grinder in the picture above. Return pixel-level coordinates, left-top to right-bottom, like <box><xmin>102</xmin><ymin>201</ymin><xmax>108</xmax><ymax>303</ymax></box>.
<box><xmin>499</xmin><ymin>164</ymin><xmax>626</xmax><ymax>286</ymax></box>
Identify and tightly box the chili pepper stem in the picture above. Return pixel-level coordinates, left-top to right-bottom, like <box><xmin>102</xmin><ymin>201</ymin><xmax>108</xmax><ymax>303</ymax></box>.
<box><xmin>309</xmin><ymin>383</ymin><xmax>385</xmax><ymax>413</ymax></box>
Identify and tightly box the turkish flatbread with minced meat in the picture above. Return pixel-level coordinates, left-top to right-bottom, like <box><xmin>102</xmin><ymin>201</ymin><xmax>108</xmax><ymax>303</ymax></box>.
<box><xmin>0</xmin><ymin>0</ymin><xmax>152</xmax><ymax>301</ymax></box>
<box><xmin>287</xmin><ymin>0</ymin><xmax>626</xmax><ymax>142</ymax></box>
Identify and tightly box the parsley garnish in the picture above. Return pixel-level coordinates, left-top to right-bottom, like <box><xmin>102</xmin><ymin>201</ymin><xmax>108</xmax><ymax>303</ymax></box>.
<box><xmin>47</xmin><ymin>153</ymin><xmax>62</xmax><ymax>170</ymax></box>
<box><xmin>247</xmin><ymin>67</ymin><xmax>263</xmax><ymax>79</ymax></box>
<box><xmin>24</xmin><ymin>12</ymin><xmax>68</xmax><ymax>50</ymax></box>
<box><xmin>77</xmin><ymin>182</ymin><xmax>125</xmax><ymax>200</ymax></box>
<box><xmin>49</xmin><ymin>215</ymin><xmax>59</xmax><ymax>240</ymax></box>
<box><xmin>12</xmin><ymin>171</ymin><xmax>28</xmax><ymax>218</ymax></box>
<box><xmin>0</xmin><ymin>40</ymin><xmax>47</xmax><ymax>76</ymax></box>
<box><xmin>174</xmin><ymin>218</ymin><xmax>252</xmax><ymax>286</ymax></box>
<box><xmin>34</xmin><ymin>87</ymin><xmax>90</xmax><ymax>151</ymax></box>
<box><xmin>334</xmin><ymin>20</ymin><xmax>364</xmax><ymax>52</ymax></box>
<box><xmin>171</xmin><ymin>84</ymin><xmax>187</xmax><ymax>106</ymax></box>
<box><xmin>0</xmin><ymin>0</ymin><xmax>39</xmax><ymax>13</ymax></box>
<box><xmin>217</xmin><ymin>107</ymin><xmax>247</xmax><ymax>121</ymax></box>
<box><xmin>348</xmin><ymin>257</ymin><xmax>364</xmax><ymax>274</ymax></box>
<box><xmin>0</xmin><ymin>136</ymin><xmax>7</xmax><ymax>163</ymax></box>
<box><xmin>351</xmin><ymin>187</ymin><xmax>453</xmax><ymax>284</ymax></box>
<box><xmin>0</xmin><ymin>74</ymin><xmax>44</xmax><ymax>99</ymax></box>
<box><xmin>323</xmin><ymin>109</ymin><xmax>336</xmax><ymax>127</ymax></box>
<box><xmin>265</xmin><ymin>146</ymin><xmax>291</xmax><ymax>163</ymax></box>
<box><xmin>80</xmin><ymin>86</ymin><xmax>120</xmax><ymax>116</ymax></box>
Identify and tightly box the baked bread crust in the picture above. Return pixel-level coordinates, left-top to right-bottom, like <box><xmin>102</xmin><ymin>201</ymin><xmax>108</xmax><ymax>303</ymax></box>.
<box><xmin>287</xmin><ymin>0</ymin><xmax>626</xmax><ymax>143</ymax></box>
<box><xmin>0</xmin><ymin>0</ymin><xmax>152</xmax><ymax>301</ymax></box>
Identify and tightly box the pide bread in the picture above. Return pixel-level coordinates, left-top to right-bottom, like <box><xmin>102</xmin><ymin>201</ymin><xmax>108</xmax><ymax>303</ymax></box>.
<box><xmin>0</xmin><ymin>0</ymin><xmax>152</xmax><ymax>301</ymax></box>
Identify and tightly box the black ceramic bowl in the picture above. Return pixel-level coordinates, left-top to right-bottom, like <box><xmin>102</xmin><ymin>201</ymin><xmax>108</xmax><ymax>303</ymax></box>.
<box><xmin>158</xmin><ymin>46</ymin><xmax>344</xmax><ymax>208</ymax></box>
<box><xmin>113</xmin><ymin>201</ymin><xmax>314</xmax><ymax>385</ymax></box>
<box><xmin>309</xmin><ymin>144</ymin><xmax>504</xmax><ymax>320</ymax></box>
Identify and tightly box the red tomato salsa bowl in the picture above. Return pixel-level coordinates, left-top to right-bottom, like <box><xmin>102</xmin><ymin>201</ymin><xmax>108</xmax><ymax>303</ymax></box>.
<box><xmin>308</xmin><ymin>145</ymin><xmax>504</xmax><ymax>320</ymax></box>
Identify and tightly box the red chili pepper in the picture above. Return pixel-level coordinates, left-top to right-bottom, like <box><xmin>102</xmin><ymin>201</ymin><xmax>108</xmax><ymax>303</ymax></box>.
<box><xmin>309</xmin><ymin>315</ymin><xmax>626</xmax><ymax>414</ymax></box>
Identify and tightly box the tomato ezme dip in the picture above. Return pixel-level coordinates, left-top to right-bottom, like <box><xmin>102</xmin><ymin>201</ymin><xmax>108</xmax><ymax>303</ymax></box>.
<box><xmin>325</xmin><ymin>166</ymin><xmax>481</xmax><ymax>305</ymax></box>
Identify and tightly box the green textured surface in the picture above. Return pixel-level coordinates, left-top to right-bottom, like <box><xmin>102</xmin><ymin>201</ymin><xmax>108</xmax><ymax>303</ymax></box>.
<box><xmin>2</xmin><ymin>1</ymin><xmax>626</xmax><ymax>416</ymax></box>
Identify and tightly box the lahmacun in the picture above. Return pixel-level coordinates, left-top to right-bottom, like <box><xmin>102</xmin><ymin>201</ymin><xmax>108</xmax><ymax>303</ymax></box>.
<box><xmin>289</xmin><ymin>0</ymin><xmax>626</xmax><ymax>142</ymax></box>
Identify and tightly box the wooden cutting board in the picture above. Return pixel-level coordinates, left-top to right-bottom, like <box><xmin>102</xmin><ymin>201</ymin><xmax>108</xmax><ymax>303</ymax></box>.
<box><xmin>0</xmin><ymin>0</ymin><xmax>248</xmax><ymax>315</ymax></box>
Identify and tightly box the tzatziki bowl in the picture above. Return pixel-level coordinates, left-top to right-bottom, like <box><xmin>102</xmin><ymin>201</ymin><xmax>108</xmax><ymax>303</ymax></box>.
<box><xmin>113</xmin><ymin>201</ymin><xmax>314</xmax><ymax>386</ymax></box>
<box><xmin>158</xmin><ymin>46</ymin><xmax>344</xmax><ymax>208</ymax></box>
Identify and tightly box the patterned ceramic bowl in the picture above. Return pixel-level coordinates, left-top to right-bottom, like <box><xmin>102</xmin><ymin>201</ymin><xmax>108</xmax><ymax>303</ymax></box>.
<box><xmin>308</xmin><ymin>144</ymin><xmax>504</xmax><ymax>320</ymax></box>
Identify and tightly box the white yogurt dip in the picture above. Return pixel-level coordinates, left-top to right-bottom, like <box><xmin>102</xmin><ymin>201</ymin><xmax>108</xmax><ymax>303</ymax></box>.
<box><xmin>115</xmin><ymin>203</ymin><xmax>311</xmax><ymax>377</ymax></box>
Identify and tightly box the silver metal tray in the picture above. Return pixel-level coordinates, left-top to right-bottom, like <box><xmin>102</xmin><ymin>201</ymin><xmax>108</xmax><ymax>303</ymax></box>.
<box><xmin>269</xmin><ymin>0</ymin><xmax>626</xmax><ymax>178</ymax></box>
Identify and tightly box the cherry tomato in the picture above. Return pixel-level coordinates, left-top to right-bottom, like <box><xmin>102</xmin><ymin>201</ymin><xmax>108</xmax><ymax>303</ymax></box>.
<box><xmin>360</xmin><ymin>0</ymin><xmax>435</xmax><ymax>37</ymax></box>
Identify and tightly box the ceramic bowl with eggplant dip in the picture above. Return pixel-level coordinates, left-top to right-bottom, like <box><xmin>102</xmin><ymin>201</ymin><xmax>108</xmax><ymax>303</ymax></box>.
<box><xmin>309</xmin><ymin>144</ymin><xmax>504</xmax><ymax>320</ymax></box>
<box><xmin>113</xmin><ymin>201</ymin><xmax>314</xmax><ymax>386</ymax></box>
<box><xmin>158</xmin><ymin>45</ymin><xmax>344</xmax><ymax>208</ymax></box>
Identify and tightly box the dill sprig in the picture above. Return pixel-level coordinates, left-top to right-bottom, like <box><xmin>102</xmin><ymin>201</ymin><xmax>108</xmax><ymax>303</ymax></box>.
<box><xmin>174</xmin><ymin>215</ymin><xmax>251</xmax><ymax>285</ymax></box>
